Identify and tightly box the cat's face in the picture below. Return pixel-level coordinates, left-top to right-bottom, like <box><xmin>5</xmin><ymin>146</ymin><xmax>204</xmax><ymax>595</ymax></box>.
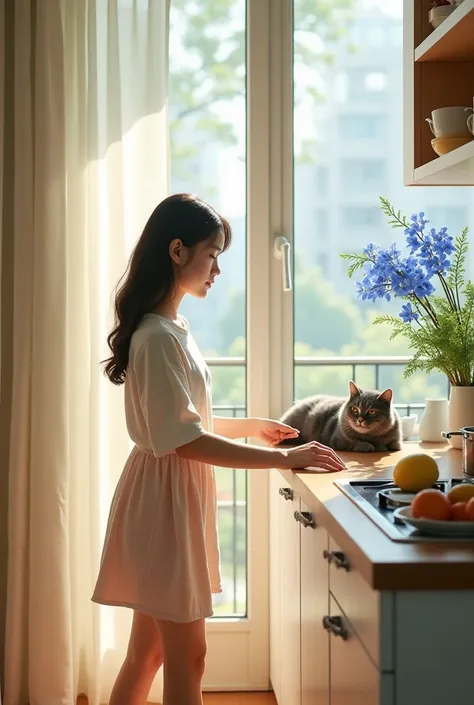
<box><xmin>342</xmin><ymin>381</ymin><xmax>394</xmax><ymax>435</ymax></box>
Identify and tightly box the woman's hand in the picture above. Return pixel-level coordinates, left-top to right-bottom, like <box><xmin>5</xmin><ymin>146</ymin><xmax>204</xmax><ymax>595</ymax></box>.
<box><xmin>281</xmin><ymin>441</ymin><xmax>345</xmax><ymax>473</ymax></box>
<box><xmin>252</xmin><ymin>418</ymin><xmax>300</xmax><ymax>446</ymax></box>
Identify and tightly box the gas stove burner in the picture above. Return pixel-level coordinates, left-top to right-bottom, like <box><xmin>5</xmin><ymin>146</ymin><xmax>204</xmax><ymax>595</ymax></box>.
<box><xmin>378</xmin><ymin>487</ymin><xmax>416</xmax><ymax>509</ymax></box>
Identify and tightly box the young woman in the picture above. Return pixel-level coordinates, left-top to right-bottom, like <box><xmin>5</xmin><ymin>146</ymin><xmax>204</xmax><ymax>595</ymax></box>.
<box><xmin>92</xmin><ymin>194</ymin><xmax>345</xmax><ymax>705</ymax></box>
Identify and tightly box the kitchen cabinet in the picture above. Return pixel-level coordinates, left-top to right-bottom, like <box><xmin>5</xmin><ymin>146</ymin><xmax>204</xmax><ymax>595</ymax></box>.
<box><xmin>404</xmin><ymin>0</ymin><xmax>474</xmax><ymax>185</ymax></box>
<box><xmin>270</xmin><ymin>478</ymin><xmax>392</xmax><ymax>705</ymax></box>
<box><xmin>269</xmin><ymin>469</ymin><xmax>283</xmax><ymax>703</ymax></box>
<box><xmin>272</xmin><ymin>473</ymin><xmax>301</xmax><ymax>705</ymax></box>
<box><xmin>269</xmin><ymin>474</ymin><xmax>330</xmax><ymax>705</ymax></box>
<box><xmin>270</xmin><ymin>462</ymin><xmax>474</xmax><ymax>705</ymax></box>
<box><xmin>300</xmin><ymin>500</ymin><xmax>329</xmax><ymax>705</ymax></box>
<box><xmin>327</xmin><ymin>536</ymin><xmax>394</xmax><ymax>672</ymax></box>
<box><xmin>328</xmin><ymin>595</ymin><xmax>393</xmax><ymax>705</ymax></box>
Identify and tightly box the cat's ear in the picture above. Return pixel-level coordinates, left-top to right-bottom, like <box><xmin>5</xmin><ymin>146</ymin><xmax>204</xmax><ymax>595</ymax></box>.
<box><xmin>378</xmin><ymin>388</ymin><xmax>393</xmax><ymax>404</ymax></box>
<box><xmin>349</xmin><ymin>381</ymin><xmax>361</xmax><ymax>398</ymax></box>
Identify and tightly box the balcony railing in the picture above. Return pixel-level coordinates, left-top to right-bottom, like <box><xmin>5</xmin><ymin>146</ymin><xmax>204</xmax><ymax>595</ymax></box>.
<box><xmin>207</xmin><ymin>355</ymin><xmax>450</xmax><ymax>417</ymax></box>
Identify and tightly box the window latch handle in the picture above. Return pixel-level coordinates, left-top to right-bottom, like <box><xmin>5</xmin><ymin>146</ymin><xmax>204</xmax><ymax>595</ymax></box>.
<box><xmin>273</xmin><ymin>235</ymin><xmax>292</xmax><ymax>292</ymax></box>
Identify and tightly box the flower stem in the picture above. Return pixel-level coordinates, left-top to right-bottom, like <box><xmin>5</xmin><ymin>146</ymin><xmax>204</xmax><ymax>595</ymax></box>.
<box><xmin>437</xmin><ymin>272</ymin><xmax>459</xmax><ymax>315</ymax></box>
<box><xmin>414</xmin><ymin>294</ymin><xmax>439</xmax><ymax>327</ymax></box>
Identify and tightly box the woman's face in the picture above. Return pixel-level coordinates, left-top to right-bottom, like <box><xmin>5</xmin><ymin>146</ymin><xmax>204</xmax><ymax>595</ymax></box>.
<box><xmin>170</xmin><ymin>229</ymin><xmax>225</xmax><ymax>299</ymax></box>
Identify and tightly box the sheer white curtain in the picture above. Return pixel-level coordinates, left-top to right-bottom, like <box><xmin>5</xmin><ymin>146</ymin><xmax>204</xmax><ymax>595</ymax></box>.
<box><xmin>4</xmin><ymin>1</ymin><xmax>169</xmax><ymax>703</ymax></box>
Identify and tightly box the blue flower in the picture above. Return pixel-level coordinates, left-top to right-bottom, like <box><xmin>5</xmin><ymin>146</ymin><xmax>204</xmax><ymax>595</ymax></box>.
<box><xmin>414</xmin><ymin>227</ymin><xmax>455</xmax><ymax>275</ymax></box>
<box><xmin>399</xmin><ymin>303</ymin><xmax>419</xmax><ymax>323</ymax></box>
<box><xmin>405</xmin><ymin>226</ymin><xmax>422</xmax><ymax>253</ymax></box>
<box><xmin>355</xmin><ymin>242</ymin><xmax>437</xmax><ymax>303</ymax></box>
<box><xmin>362</xmin><ymin>242</ymin><xmax>379</xmax><ymax>256</ymax></box>
<box><xmin>353</xmin><ymin>211</ymin><xmax>462</xmax><ymax>307</ymax></box>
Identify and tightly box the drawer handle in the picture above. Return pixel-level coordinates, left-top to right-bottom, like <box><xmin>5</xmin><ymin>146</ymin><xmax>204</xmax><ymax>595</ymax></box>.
<box><xmin>294</xmin><ymin>510</ymin><xmax>316</xmax><ymax>529</ymax></box>
<box><xmin>279</xmin><ymin>487</ymin><xmax>294</xmax><ymax>501</ymax></box>
<box><xmin>322</xmin><ymin>615</ymin><xmax>349</xmax><ymax>640</ymax></box>
<box><xmin>323</xmin><ymin>550</ymin><xmax>351</xmax><ymax>571</ymax></box>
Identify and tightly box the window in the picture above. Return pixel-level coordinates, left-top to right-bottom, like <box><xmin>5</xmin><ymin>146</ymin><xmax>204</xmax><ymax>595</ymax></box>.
<box><xmin>317</xmin><ymin>252</ymin><xmax>329</xmax><ymax>271</ymax></box>
<box><xmin>334</xmin><ymin>71</ymin><xmax>348</xmax><ymax>103</ymax></box>
<box><xmin>350</xmin><ymin>20</ymin><xmax>386</xmax><ymax>47</ymax></box>
<box><xmin>339</xmin><ymin>113</ymin><xmax>385</xmax><ymax>139</ymax></box>
<box><xmin>347</xmin><ymin>69</ymin><xmax>387</xmax><ymax>100</ymax></box>
<box><xmin>367</xmin><ymin>25</ymin><xmax>385</xmax><ymax>46</ymax></box>
<box><xmin>427</xmin><ymin>206</ymin><xmax>468</xmax><ymax>236</ymax></box>
<box><xmin>391</xmin><ymin>23</ymin><xmax>403</xmax><ymax>46</ymax></box>
<box><xmin>341</xmin><ymin>159</ymin><xmax>387</xmax><ymax>190</ymax></box>
<box><xmin>342</xmin><ymin>206</ymin><xmax>382</xmax><ymax>229</ymax></box>
<box><xmin>315</xmin><ymin>165</ymin><xmax>328</xmax><ymax>194</ymax></box>
<box><xmin>365</xmin><ymin>71</ymin><xmax>387</xmax><ymax>92</ymax></box>
<box><xmin>316</xmin><ymin>209</ymin><xmax>328</xmax><ymax>236</ymax></box>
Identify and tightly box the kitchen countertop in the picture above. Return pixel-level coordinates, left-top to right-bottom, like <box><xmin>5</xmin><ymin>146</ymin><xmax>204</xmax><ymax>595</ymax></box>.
<box><xmin>279</xmin><ymin>441</ymin><xmax>474</xmax><ymax>591</ymax></box>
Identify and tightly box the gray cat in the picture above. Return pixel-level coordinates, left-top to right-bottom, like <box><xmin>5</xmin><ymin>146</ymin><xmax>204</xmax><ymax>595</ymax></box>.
<box><xmin>280</xmin><ymin>381</ymin><xmax>402</xmax><ymax>453</ymax></box>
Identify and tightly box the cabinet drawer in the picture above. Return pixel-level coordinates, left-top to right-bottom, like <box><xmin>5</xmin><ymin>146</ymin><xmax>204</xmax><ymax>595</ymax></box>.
<box><xmin>277</xmin><ymin>478</ymin><xmax>301</xmax><ymax>705</ymax></box>
<box><xmin>327</xmin><ymin>595</ymin><xmax>394</xmax><ymax>705</ymax></box>
<box><xmin>300</xmin><ymin>501</ymin><xmax>329</xmax><ymax>705</ymax></box>
<box><xmin>326</xmin><ymin>536</ymin><xmax>393</xmax><ymax>671</ymax></box>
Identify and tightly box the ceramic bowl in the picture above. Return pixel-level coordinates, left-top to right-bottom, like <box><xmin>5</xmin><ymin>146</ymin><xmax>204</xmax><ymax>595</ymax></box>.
<box><xmin>431</xmin><ymin>136</ymin><xmax>473</xmax><ymax>156</ymax></box>
<box><xmin>429</xmin><ymin>5</ymin><xmax>456</xmax><ymax>29</ymax></box>
<box><xmin>400</xmin><ymin>414</ymin><xmax>418</xmax><ymax>441</ymax></box>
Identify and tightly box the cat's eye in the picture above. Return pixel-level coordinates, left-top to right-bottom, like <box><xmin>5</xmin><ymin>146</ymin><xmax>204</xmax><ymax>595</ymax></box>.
<box><xmin>351</xmin><ymin>406</ymin><xmax>358</xmax><ymax>414</ymax></box>
<box><xmin>368</xmin><ymin>409</ymin><xmax>377</xmax><ymax>416</ymax></box>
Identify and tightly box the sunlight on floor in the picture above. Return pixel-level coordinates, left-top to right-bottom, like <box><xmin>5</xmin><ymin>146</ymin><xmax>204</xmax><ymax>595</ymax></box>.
<box><xmin>78</xmin><ymin>691</ymin><xmax>276</xmax><ymax>705</ymax></box>
<box><xmin>201</xmin><ymin>694</ymin><xmax>277</xmax><ymax>705</ymax></box>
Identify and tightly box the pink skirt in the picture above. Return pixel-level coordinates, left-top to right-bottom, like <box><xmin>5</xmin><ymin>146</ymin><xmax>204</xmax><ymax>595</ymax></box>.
<box><xmin>92</xmin><ymin>446</ymin><xmax>222</xmax><ymax>623</ymax></box>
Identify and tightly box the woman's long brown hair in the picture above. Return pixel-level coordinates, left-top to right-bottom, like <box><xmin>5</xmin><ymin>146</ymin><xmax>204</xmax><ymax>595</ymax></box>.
<box><xmin>103</xmin><ymin>193</ymin><xmax>232</xmax><ymax>385</ymax></box>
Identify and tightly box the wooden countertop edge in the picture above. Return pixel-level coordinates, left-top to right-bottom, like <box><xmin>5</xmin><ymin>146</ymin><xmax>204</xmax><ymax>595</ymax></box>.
<box><xmin>276</xmin><ymin>443</ymin><xmax>474</xmax><ymax>591</ymax></box>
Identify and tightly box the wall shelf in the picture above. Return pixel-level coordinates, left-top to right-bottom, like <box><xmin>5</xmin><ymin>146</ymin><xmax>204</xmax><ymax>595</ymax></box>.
<box><xmin>414</xmin><ymin>138</ymin><xmax>474</xmax><ymax>185</ymax></box>
<box><xmin>404</xmin><ymin>0</ymin><xmax>474</xmax><ymax>186</ymax></box>
<box><xmin>415</xmin><ymin>0</ymin><xmax>474</xmax><ymax>62</ymax></box>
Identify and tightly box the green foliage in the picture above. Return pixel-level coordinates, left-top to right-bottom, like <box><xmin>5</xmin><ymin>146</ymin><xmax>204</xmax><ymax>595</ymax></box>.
<box><xmin>379</xmin><ymin>196</ymin><xmax>410</xmax><ymax>229</ymax></box>
<box><xmin>339</xmin><ymin>252</ymin><xmax>366</xmax><ymax>279</ymax></box>
<box><xmin>448</xmin><ymin>227</ymin><xmax>469</xmax><ymax>307</ymax></box>
<box><xmin>217</xmin><ymin>291</ymin><xmax>245</xmax><ymax>353</ymax></box>
<box><xmin>294</xmin><ymin>263</ymin><xmax>363</xmax><ymax>350</ymax></box>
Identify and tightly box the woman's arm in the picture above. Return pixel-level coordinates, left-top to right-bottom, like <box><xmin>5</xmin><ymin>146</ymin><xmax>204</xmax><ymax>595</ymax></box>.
<box><xmin>213</xmin><ymin>416</ymin><xmax>257</xmax><ymax>439</ymax></box>
<box><xmin>213</xmin><ymin>415</ymin><xmax>300</xmax><ymax>445</ymax></box>
<box><xmin>177</xmin><ymin>431</ymin><xmax>288</xmax><ymax>468</ymax></box>
<box><xmin>176</xmin><ymin>432</ymin><xmax>346</xmax><ymax>472</ymax></box>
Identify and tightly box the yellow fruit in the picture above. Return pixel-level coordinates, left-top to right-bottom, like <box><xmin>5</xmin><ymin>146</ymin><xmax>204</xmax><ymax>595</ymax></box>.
<box><xmin>393</xmin><ymin>453</ymin><xmax>439</xmax><ymax>492</ymax></box>
<box><xmin>447</xmin><ymin>483</ymin><xmax>474</xmax><ymax>505</ymax></box>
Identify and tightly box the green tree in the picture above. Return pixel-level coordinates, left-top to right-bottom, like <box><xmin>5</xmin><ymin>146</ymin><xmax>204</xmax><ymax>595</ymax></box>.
<box><xmin>295</xmin><ymin>265</ymin><xmax>363</xmax><ymax>351</ymax></box>
<box><xmin>169</xmin><ymin>0</ymin><xmax>355</xmax><ymax>178</ymax></box>
<box><xmin>217</xmin><ymin>290</ymin><xmax>245</xmax><ymax>353</ymax></box>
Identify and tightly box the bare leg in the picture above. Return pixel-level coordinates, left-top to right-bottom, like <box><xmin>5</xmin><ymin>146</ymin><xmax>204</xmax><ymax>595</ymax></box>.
<box><xmin>156</xmin><ymin>617</ymin><xmax>207</xmax><ymax>705</ymax></box>
<box><xmin>109</xmin><ymin>611</ymin><xmax>164</xmax><ymax>705</ymax></box>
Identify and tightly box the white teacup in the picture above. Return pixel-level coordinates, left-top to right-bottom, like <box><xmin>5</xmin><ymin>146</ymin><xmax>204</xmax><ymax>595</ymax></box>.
<box><xmin>426</xmin><ymin>106</ymin><xmax>474</xmax><ymax>138</ymax></box>
<box><xmin>468</xmin><ymin>112</ymin><xmax>474</xmax><ymax>136</ymax></box>
<box><xmin>400</xmin><ymin>414</ymin><xmax>418</xmax><ymax>442</ymax></box>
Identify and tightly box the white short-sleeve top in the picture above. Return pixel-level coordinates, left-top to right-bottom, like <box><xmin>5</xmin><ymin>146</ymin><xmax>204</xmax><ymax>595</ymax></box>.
<box><xmin>126</xmin><ymin>313</ymin><xmax>213</xmax><ymax>455</ymax></box>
